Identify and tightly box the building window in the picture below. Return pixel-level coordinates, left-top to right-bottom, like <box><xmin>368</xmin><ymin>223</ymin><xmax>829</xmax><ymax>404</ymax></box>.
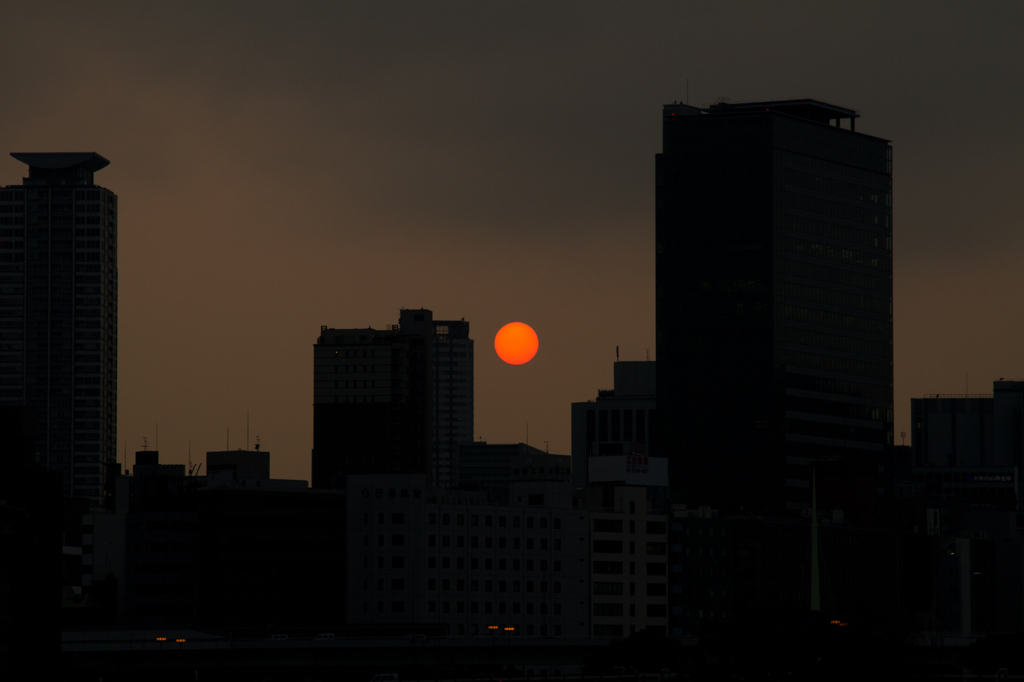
<box><xmin>392</xmin><ymin>557</ymin><xmax>404</xmax><ymax>568</ymax></box>
<box><xmin>392</xmin><ymin>535</ymin><xmax>405</xmax><ymax>547</ymax></box>
<box><xmin>428</xmin><ymin>601</ymin><xmax>436</xmax><ymax>613</ymax></box>
<box><xmin>392</xmin><ymin>579</ymin><xmax>404</xmax><ymax>590</ymax></box>
<box><xmin>429</xmin><ymin>579</ymin><xmax>436</xmax><ymax>591</ymax></box>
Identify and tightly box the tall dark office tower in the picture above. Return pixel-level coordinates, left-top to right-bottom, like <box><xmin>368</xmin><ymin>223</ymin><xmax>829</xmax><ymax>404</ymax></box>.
<box><xmin>312</xmin><ymin>309</ymin><xmax>434</xmax><ymax>489</ymax></box>
<box><xmin>656</xmin><ymin>101</ymin><xmax>893</xmax><ymax>517</ymax></box>
<box><xmin>432</xmin><ymin>318</ymin><xmax>473</xmax><ymax>488</ymax></box>
<box><xmin>0</xmin><ymin>153</ymin><xmax>117</xmax><ymax>505</ymax></box>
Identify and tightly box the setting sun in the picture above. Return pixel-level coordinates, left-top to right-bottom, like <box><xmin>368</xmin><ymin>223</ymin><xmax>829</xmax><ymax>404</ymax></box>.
<box><xmin>494</xmin><ymin>322</ymin><xmax>539</xmax><ymax>365</ymax></box>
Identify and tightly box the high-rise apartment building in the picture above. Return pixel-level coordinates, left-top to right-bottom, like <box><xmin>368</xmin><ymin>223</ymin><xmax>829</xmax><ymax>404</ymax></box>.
<box><xmin>0</xmin><ymin>153</ymin><xmax>118</xmax><ymax>504</ymax></box>
<box><xmin>432</xmin><ymin>318</ymin><xmax>473</xmax><ymax>487</ymax></box>
<box><xmin>312</xmin><ymin>309</ymin><xmax>435</xmax><ymax>489</ymax></box>
<box><xmin>655</xmin><ymin>101</ymin><xmax>893</xmax><ymax>516</ymax></box>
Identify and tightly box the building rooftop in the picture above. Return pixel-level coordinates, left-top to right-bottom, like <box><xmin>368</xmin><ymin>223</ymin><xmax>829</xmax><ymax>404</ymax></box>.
<box><xmin>664</xmin><ymin>98</ymin><xmax>860</xmax><ymax>127</ymax></box>
<box><xmin>11</xmin><ymin>152</ymin><xmax>110</xmax><ymax>172</ymax></box>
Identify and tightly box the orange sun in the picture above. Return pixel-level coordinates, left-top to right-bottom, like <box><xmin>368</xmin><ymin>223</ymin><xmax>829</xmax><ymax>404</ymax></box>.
<box><xmin>494</xmin><ymin>322</ymin><xmax>539</xmax><ymax>365</ymax></box>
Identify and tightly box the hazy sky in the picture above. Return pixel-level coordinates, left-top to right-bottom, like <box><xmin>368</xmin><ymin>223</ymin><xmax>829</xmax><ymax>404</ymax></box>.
<box><xmin>3</xmin><ymin>2</ymin><xmax>1022</xmax><ymax>480</ymax></box>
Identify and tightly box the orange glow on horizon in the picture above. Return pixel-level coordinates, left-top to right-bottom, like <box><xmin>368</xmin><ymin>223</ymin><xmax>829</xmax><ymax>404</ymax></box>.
<box><xmin>494</xmin><ymin>322</ymin><xmax>539</xmax><ymax>365</ymax></box>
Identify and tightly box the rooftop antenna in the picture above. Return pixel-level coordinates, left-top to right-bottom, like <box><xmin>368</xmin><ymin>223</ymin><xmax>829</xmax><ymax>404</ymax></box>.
<box><xmin>646</xmin><ymin>349</ymin><xmax>650</xmax><ymax>361</ymax></box>
<box><xmin>526</xmin><ymin>423</ymin><xmax>529</xmax><ymax>447</ymax></box>
<box><xmin>543</xmin><ymin>440</ymin><xmax>551</xmax><ymax>454</ymax></box>
<box><xmin>226</xmin><ymin>428</ymin><xmax>230</xmax><ymax>451</ymax></box>
<box><xmin>616</xmin><ymin>346</ymin><xmax>619</xmax><ymax>361</ymax></box>
<box><xmin>687</xmin><ymin>78</ymin><xmax>689</xmax><ymax>105</ymax></box>
<box><xmin>255</xmin><ymin>435</ymin><xmax>261</xmax><ymax>452</ymax></box>
<box><xmin>247</xmin><ymin>411</ymin><xmax>250</xmax><ymax>451</ymax></box>
<box><xmin>156</xmin><ymin>423</ymin><xmax>159</xmax><ymax>451</ymax></box>
<box><xmin>142</xmin><ymin>436</ymin><xmax>148</xmax><ymax>451</ymax></box>
<box><xmin>901</xmin><ymin>431</ymin><xmax>906</xmax><ymax>446</ymax></box>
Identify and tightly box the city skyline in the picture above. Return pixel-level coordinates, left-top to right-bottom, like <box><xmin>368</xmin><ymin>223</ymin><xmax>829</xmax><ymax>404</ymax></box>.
<box><xmin>2</xmin><ymin>3</ymin><xmax>1022</xmax><ymax>483</ymax></box>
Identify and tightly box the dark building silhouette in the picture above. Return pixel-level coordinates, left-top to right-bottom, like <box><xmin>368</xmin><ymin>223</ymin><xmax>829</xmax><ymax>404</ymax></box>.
<box><xmin>312</xmin><ymin>309</ymin><xmax>435</xmax><ymax>489</ymax></box>
<box><xmin>1</xmin><ymin>152</ymin><xmax>118</xmax><ymax>505</ymax></box>
<box><xmin>432</xmin><ymin>318</ymin><xmax>473</xmax><ymax>488</ymax></box>
<box><xmin>571</xmin><ymin>360</ymin><xmax>657</xmax><ymax>487</ymax></box>
<box><xmin>0</xmin><ymin>406</ymin><xmax>62</xmax><ymax>676</ymax></box>
<box><xmin>655</xmin><ymin>101</ymin><xmax>893</xmax><ymax>516</ymax></box>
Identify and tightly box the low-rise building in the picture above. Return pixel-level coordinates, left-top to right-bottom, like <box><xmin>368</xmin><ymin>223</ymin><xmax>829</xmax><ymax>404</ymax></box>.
<box><xmin>346</xmin><ymin>474</ymin><xmax>589</xmax><ymax>638</ymax></box>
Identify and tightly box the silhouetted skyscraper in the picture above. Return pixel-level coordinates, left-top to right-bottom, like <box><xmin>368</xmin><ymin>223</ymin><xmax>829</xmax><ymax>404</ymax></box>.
<box><xmin>312</xmin><ymin>309</ymin><xmax>435</xmax><ymax>488</ymax></box>
<box><xmin>1</xmin><ymin>153</ymin><xmax>117</xmax><ymax>504</ymax></box>
<box><xmin>656</xmin><ymin>101</ymin><xmax>893</xmax><ymax>516</ymax></box>
<box><xmin>432</xmin><ymin>318</ymin><xmax>473</xmax><ymax>487</ymax></box>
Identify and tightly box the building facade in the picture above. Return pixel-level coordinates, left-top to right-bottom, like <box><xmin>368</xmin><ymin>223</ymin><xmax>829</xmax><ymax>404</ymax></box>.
<box><xmin>655</xmin><ymin>101</ymin><xmax>893</xmax><ymax>516</ymax></box>
<box><xmin>1</xmin><ymin>152</ymin><xmax>118</xmax><ymax>504</ymax></box>
<box><xmin>432</xmin><ymin>318</ymin><xmax>473</xmax><ymax>488</ymax></box>
<box><xmin>571</xmin><ymin>361</ymin><xmax>657</xmax><ymax>488</ymax></box>
<box><xmin>589</xmin><ymin>486</ymin><xmax>669</xmax><ymax>637</ymax></box>
<box><xmin>346</xmin><ymin>474</ymin><xmax>590</xmax><ymax>638</ymax></box>
<box><xmin>312</xmin><ymin>309</ymin><xmax>435</xmax><ymax>488</ymax></box>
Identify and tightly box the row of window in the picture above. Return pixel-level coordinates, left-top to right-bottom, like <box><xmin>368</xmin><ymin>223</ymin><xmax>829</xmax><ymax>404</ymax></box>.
<box><xmin>778</xmin><ymin>167</ymin><xmax>891</xmax><ymax>207</ymax></box>
<box><xmin>593</xmin><ymin>519</ymin><xmax>666</xmax><ymax>534</ymax></box>
<box><xmin>427</xmin><ymin>535</ymin><xmax>564</xmax><ymax>551</ymax></box>
<box><xmin>593</xmin><ymin>562</ymin><xmax>667</xmax><ymax>575</ymax></box>
<box><xmin>363</xmin><ymin>555</ymin><xmax>566</xmax><ymax>572</ymax></box>
<box><xmin>781</xmin><ymin>349</ymin><xmax>892</xmax><ymax>381</ymax></box>
<box><xmin>593</xmin><ymin>540</ymin><xmax>666</xmax><ymax>555</ymax></box>
<box><xmin>775</xmin><ymin>149</ymin><xmax>890</xmax><ymax>189</ymax></box>
<box><xmin>429</xmin><ymin>512</ymin><xmax>562</xmax><ymax>529</ymax></box>
<box><xmin>594</xmin><ymin>582</ymin><xmax>666</xmax><ymax>596</ymax></box>
<box><xmin>594</xmin><ymin>603</ymin><xmax>667</xmax><ymax>618</ymax></box>
<box><xmin>782</xmin><ymin>236</ymin><xmax>890</xmax><ymax>271</ymax></box>
<box><xmin>783</xmin><ymin>305</ymin><xmax>891</xmax><ymax>339</ymax></box>
<box><xmin>780</xmin><ymin>257</ymin><xmax>890</xmax><ymax>294</ymax></box>
<box><xmin>393</xmin><ymin>579</ymin><xmax>565</xmax><ymax>593</ymax></box>
<box><xmin>781</xmin><ymin>281</ymin><xmax>890</xmax><ymax>316</ymax></box>
<box><xmin>427</xmin><ymin>601</ymin><xmax>563</xmax><ymax>616</ymax></box>
<box><xmin>784</xmin><ymin>326</ymin><xmax>891</xmax><ymax>361</ymax></box>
